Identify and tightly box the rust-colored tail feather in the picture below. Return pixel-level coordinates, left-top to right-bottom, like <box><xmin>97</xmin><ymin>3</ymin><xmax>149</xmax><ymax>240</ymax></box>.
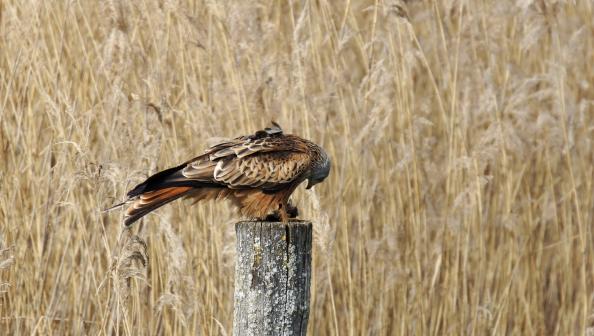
<box><xmin>124</xmin><ymin>187</ymin><xmax>192</xmax><ymax>226</ymax></box>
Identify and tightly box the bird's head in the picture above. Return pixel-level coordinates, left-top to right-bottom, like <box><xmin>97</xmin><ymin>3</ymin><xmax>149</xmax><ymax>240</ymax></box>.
<box><xmin>306</xmin><ymin>149</ymin><xmax>331</xmax><ymax>189</ymax></box>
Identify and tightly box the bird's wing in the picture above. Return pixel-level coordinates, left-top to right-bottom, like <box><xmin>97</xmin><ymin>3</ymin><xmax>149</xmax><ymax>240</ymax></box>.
<box><xmin>182</xmin><ymin>134</ymin><xmax>311</xmax><ymax>190</ymax></box>
<box><xmin>120</xmin><ymin>124</ymin><xmax>309</xmax><ymax>225</ymax></box>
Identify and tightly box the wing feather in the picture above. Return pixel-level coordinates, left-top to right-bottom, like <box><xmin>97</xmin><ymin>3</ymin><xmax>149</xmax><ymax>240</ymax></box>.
<box><xmin>213</xmin><ymin>151</ymin><xmax>310</xmax><ymax>189</ymax></box>
<box><xmin>180</xmin><ymin>133</ymin><xmax>311</xmax><ymax>190</ymax></box>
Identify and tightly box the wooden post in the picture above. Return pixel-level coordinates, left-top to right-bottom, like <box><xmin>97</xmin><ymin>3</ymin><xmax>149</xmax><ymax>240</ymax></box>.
<box><xmin>233</xmin><ymin>221</ymin><xmax>312</xmax><ymax>336</ymax></box>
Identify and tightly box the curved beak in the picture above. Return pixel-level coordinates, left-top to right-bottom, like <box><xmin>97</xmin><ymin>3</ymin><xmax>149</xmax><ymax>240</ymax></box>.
<box><xmin>306</xmin><ymin>179</ymin><xmax>314</xmax><ymax>190</ymax></box>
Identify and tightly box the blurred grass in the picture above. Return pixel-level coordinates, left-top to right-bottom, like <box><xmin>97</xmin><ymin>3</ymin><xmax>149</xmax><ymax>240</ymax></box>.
<box><xmin>1</xmin><ymin>0</ymin><xmax>593</xmax><ymax>334</ymax></box>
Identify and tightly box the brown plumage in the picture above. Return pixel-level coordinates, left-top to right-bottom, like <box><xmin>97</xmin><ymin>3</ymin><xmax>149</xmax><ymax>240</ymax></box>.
<box><xmin>116</xmin><ymin>123</ymin><xmax>331</xmax><ymax>226</ymax></box>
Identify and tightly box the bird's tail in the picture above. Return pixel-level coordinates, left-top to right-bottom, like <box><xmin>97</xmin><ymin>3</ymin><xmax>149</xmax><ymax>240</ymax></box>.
<box><xmin>124</xmin><ymin>186</ymin><xmax>192</xmax><ymax>226</ymax></box>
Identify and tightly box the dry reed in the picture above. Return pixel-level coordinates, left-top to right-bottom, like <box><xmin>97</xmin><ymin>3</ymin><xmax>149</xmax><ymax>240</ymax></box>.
<box><xmin>1</xmin><ymin>0</ymin><xmax>593</xmax><ymax>334</ymax></box>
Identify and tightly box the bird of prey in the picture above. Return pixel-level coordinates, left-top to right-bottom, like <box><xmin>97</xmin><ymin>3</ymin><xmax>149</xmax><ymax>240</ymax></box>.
<box><xmin>114</xmin><ymin>123</ymin><xmax>330</xmax><ymax>226</ymax></box>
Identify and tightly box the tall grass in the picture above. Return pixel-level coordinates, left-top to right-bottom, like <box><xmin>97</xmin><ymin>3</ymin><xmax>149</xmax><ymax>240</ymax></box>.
<box><xmin>1</xmin><ymin>0</ymin><xmax>593</xmax><ymax>334</ymax></box>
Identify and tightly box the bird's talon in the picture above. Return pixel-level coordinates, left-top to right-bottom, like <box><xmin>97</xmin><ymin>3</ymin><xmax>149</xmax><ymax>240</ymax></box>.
<box><xmin>264</xmin><ymin>213</ymin><xmax>281</xmax><ymax>222</ymax></box>
<box><xmin>287</xmin><ymin>205</ymin><xmax>299</xmax><ymax>218</ymax></box>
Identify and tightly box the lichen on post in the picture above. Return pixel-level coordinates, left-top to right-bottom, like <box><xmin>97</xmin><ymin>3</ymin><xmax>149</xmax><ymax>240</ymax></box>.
<box><xmin>233</xmin><ymin>221</ymin><xmax>312</xmax><ymax>336</ymax></box>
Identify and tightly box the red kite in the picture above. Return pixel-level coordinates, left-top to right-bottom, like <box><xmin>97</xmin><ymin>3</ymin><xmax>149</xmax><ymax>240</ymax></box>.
<box><xmin>113</xmin><ymin>123</ymin><xmax>330</xmax><ymax>226</ymax></box>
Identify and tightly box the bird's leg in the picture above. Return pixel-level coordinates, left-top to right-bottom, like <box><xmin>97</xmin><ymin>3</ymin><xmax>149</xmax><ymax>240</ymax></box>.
<box><xmin>263</xmin><ymin>202</ymin><xmax>282</xmax><ymax>222</ymax></box>
<box><xmin>279</xmin><ymin>200</ymin><xmax>289</xmax><ymax>223</ymax></box>
<box><xmin>286</xmin><ymin>200</ymin><xmax>299</xmax><ymax>218</ymax></box>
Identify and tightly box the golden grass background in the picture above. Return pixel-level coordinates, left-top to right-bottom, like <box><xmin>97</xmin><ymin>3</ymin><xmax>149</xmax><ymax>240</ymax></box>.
<box><xmin>1</xmin><ymin>0</ymin><xmax>593</xmax><ymax>334</ymax></box>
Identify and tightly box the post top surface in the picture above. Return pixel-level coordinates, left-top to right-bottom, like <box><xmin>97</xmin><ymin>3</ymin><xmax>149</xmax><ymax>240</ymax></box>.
<box><xmin>236</xmin><ymin>220</ymin><xmax>312</xmax><ymax>226</ymax></box>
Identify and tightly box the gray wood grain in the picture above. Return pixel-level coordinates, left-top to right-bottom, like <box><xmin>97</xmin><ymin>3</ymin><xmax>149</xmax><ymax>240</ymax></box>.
<box><xmin>233</xmin><ymin>221</ymin><xmax>312</xmax><ymax>336</ymax></box>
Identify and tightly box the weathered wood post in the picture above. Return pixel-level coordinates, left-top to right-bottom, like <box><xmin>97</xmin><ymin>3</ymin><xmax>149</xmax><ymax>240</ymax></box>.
<box><xmin>233</xmin><ymin>221</ymin><xmax>312</xmax><ymax>336</ymax></box>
